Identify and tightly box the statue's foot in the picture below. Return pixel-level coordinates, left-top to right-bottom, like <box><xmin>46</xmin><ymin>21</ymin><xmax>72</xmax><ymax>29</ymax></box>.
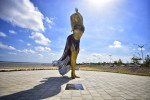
<box><xmin>71</xmin><ymin>74</ymin><xmax>80</xmax><ymax>79</ymax></box>
<box><xmin>75</xmin><ymin>75</ymin><xmax>80</xmax><ymax>78</ymax></box>
<box><xmin>71</xmin><ymin>76</ymin><xmax>75</xmax><ymax>79</ymax></box>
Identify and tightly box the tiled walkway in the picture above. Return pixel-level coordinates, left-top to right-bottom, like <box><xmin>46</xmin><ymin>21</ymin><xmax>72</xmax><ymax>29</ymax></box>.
<box><xmin>0</xmin><ymin>70</ymin><xmax>150</xmax><ymax>100</ymax></box>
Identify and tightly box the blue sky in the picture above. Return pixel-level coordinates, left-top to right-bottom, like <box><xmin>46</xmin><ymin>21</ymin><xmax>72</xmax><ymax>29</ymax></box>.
<box><xmin>0</xmin><ymin>0</ymin><xmax>150</xmax><ymax>63</ymax></box>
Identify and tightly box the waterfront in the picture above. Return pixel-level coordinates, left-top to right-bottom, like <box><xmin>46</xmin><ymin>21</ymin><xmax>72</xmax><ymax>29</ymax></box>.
<box><xmin>0</xmin><ymin>61</ymin><xmax>52</xmax><ymax>68</ymax></box>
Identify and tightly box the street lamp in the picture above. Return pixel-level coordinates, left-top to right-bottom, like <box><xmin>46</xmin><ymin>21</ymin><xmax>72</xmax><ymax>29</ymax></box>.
<box><xmin>134</xmin><ymin>52</ymin><xmax>140</xmax><ymax>58</ymax></box>
<box><xmin>109</xmin><ymin>55</ymin><xmax>112</xmax><ymax>64</ymax></box>
<box><xmin>134</xmin><ymin>44</ymin><xmax>147</xmax><ymax>63</ymax></box>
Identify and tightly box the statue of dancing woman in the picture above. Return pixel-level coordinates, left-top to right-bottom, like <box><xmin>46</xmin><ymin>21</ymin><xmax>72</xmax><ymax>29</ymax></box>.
<box><xmin>57</xmin><ymin>8</ymin><xmax>85</xmax><ymax>79</ymax></box>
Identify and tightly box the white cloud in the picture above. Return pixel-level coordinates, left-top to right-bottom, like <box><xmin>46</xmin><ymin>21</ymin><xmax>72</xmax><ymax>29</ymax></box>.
<box><xmin>81</xmin><ymin>49</ymin><xmax>85</xmax><ymax>52</ymax></box>
<box><xmin>29</xmin><ymin>32</ymin><xmax>51</xmax><ymax>46</ymax></box>
<box><xmin>17</xmin><ymin>49</ymin><xmax>35</xmax><ymax>54</ymax></box>
<box><xmin>27</xmin><ymin>43</ymin><xmax>31</xmax><ymax>46</ymax></box>
<box><xmin>0</xmin><ymin>32</ymin><xmax>7</xmax><ymax>37</ymax></box>
<box><xmin>9</xmin><ymin>30</ymin><xmax>16</xmax><ymax>34</ymax></box>
<box><xmin>132</xmin><ymin>48</ymin><xmax>136</xmax><ymax>51</ymax></box>
<box><xmin>9</xmin><ymin>52</ymin><xmax>17</xmax><ymax>55</ymax></box>
<box><xmin>45</xmin><ymin>47</ymin><xmax>51</xmax><ymax>51</ymax></box>
<box><xmin>35</xmin><ymin>46</ymin><xmax>44</xmax><ymax>52</ymax></box>
<box><xmin>92</xmin><ymin>53</ymin><xmax>101</xmax><ymax>57</ymax></box>
<box><xmin>9</xmin><ymin>46</ymin><xmax>16</xmax><ymax>50</ymax></box>
<box><xmin>35</xmin><ymin>46</ymin><xmax>51</xmax><ymax>52</ymax></box>
<box><xmin>38</xmin><ymin>54</ymin><xmax>43</xmax><ymax>57</ymax></box>
<box><xmin>45</xmin><ymin>17</ymin><xmax>52</xmax><ymax>24</ymax></box>
<box><xmin>77</xmin><ymin>51</ymin><xmax>131</xmax><ymax>63</ymax></box>
<box><xmin>50</xmin><ymin>53</ymin><xmax>55</xmax><ymax>56</ymax></box>
<box><xmin>19</xmin><ymin>40</ymin><xmax>24</xmax><ymax>42</ymax></box>
<box><xmin>0</xmin><ymin>42</ymin><xmax>16</xmax><ymax>50</ymax></box>
<box><xmin>0</xmin><ymin>0</ymin><xmax>44</xmax><ymax>32</ymax></box>
<box><xmin>109</xmin><ymin>41</ymin><xmax>122</xmax><ymax>48</ymax></box>
<box><xmin>45</xmin><ymin>17</ymin><xmax>54</xmax><ymax>29</ymax></box>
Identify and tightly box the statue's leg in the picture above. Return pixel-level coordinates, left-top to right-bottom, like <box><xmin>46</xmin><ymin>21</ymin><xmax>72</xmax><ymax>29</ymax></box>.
<box><xmin>70</xmin><ymin>45</ymin><xmax>76</xmax><ymax>79</ymax></box>
<box><xmin>74</xmin><ymin>48</ymin><xmax>80</xmax><ymax>78</ymax></box>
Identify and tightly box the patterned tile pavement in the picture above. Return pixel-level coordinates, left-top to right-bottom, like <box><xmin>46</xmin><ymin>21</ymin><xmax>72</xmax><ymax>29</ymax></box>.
<box><xmin>0</xmin><ymin>70</ymin><xmax>150</xmax><ymax>100</ymax></box>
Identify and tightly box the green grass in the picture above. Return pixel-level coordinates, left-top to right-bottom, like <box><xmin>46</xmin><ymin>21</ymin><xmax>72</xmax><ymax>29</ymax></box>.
<box><xmin>0</xmin><ymin>65</ymin><xmax>149</xmax><ymax>76</ymax></box>
<box><xmin>80</xmin><ymin>68</ymin><xmax>149</xmax><ymax>76</ymax></box>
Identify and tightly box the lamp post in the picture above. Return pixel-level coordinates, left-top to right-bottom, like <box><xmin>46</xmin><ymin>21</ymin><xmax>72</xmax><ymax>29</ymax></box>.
<box><xmin>139</xmin><ymin>45</ymin><xmax>144</xmax><ymax>62</ymax></box>
<box><xmin>109</xmin><ymin>55</ymin><xmax>112</xmax><ymax>64</ymax></box>
<box><xmin>134</xmin><ymin>44</ymin><xmax>146</xmax><ymax>64</ymax></box>
<box><xmin>135</xmin><ymin>52</ymin><xmax>140</xmax><ymax>58</ymax></box>
<box><xmin>99</xmin><ymin>57</ymin><xmax>101</xmax><ymax>63</ymax></box>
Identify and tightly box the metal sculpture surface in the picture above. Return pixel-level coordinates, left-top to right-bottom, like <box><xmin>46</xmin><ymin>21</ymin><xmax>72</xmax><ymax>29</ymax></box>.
<box><xmin>57</xmin><ymin>8</ymin><xmax>85</xmax><ymax>79</ymax></box>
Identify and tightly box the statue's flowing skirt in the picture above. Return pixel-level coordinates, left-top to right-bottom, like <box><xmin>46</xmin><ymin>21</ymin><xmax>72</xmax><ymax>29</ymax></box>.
<box><xmin>57</xmin><ymin>55</ymin><xmax>71</xmax><ymax>75</ymax></box>
<box><xmin>56</xmin><ymin>34</ymin><xmax>80</xmax><ymax>75</ymax></box>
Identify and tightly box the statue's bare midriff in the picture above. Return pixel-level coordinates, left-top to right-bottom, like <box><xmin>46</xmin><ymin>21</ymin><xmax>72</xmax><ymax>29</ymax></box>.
<box><xmin>73</xmin><ymin>29</ymin><xmax>83</xmax><ymax>40</ymax></box>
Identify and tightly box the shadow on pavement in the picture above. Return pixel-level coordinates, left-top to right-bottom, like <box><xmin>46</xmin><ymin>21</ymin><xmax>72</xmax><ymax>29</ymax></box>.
<box><xmin>0</xmin><ymin>76</ymin><xmax>71</xmax><ymax>100</ymax></box>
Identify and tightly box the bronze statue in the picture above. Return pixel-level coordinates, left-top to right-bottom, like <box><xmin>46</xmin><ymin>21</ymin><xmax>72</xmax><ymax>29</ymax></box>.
<box><xmin>57</xmin><ymin>8</ymin><xmax>85</xmax><ymax>79</ymax></box>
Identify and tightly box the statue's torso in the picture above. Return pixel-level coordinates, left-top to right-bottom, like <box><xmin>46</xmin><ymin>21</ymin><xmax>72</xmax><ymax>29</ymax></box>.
<box><xmin>71</xmin><ymin>12</ymin><xmax>85</xmax><ymax>40</ymax></box>
<box><xmin>73</xmin><ymin>29</ymin><xmax>84</xmax><ymax>40</ymax></box>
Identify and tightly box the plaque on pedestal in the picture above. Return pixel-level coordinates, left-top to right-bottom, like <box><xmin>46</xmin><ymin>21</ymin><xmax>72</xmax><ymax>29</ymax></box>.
<box><xmin>65</xmin><ymin>84</ymin><xmax>84</xmax><ymax>90</ymax></box>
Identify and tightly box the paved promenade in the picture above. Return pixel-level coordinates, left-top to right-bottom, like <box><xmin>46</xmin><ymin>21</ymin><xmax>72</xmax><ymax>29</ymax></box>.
<box><xmin>0</xmin><ymin>70</ymin><xmax>150</xmax><ymax>100</ymax></box>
